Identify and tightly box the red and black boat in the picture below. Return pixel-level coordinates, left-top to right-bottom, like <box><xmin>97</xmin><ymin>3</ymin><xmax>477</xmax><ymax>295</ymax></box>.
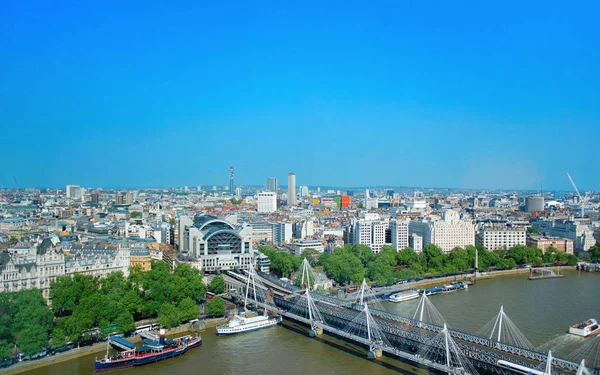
<box><xmin>94</xmin><ymin>329</ymin><xmax>202</xmax><ymax>372</ymax></box>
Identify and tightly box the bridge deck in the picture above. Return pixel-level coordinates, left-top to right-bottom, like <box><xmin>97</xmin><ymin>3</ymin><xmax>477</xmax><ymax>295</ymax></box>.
<box><xmin>241</xmin><ymin>272</ymin><xmax>589</xmax><ymax>375</ymax></box>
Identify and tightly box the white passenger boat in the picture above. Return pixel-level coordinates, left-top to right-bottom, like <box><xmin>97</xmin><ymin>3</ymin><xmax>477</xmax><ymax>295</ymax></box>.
<box><xmin>569</xmin><ymin>319</ymin><xmax>600</xmax><ymax>337</ymax></box>
<box><xmin>217</xmin><ymin>268</ymin><xmax>280</xmax><ymax>336</ymax></box>
<box><xmin>389</xmin><ymin>290</ymin><xmax>420</xmax><ymax>303</ymax></box>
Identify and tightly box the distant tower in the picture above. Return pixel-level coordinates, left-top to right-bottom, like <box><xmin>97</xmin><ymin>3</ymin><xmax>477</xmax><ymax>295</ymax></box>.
<box><xmin>267</xmin><ymin>177</ymin><xmax>278</xmax><ymax>192</ymax></box>
<box><xmin>288</xmin><ymin>173</ymin><xmax>297</xmax><ymax>206</ymax></box>
<box><xmin>229</xmin><ymin>166</ymin><xmax>234</xmax><ymax>194</ymax></box>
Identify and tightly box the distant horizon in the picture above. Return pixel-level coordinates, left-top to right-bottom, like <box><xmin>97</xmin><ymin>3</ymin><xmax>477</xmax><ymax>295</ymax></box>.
<box><xmin>7</xmin><ymin>183</ymin><xmax>586</xmax><ymax>194</ymax></box>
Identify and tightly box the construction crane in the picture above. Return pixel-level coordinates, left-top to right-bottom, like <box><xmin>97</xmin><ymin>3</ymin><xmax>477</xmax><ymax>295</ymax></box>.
<box><xmin>567</xmin><ymin>173</ymin><xmax>585</xmax><ymax>218</ymax></box>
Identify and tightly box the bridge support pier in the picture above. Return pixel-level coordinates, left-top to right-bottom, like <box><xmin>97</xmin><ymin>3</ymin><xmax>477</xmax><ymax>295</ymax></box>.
<box><xmin>309</xmin><ymin>327</ymin><xmax>323</xmax><ymax>337</ymax></box>
<box><xmin>367</xmin><ymin>347</ymin><xmax>383</xmax><ymax>359</ymax></box>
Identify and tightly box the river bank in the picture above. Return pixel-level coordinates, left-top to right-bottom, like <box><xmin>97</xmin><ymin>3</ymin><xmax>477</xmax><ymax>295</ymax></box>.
<box><xmin>0</xmin><ymin>317</ymin><xmax>228</xmax><ymax>375</ymax></box>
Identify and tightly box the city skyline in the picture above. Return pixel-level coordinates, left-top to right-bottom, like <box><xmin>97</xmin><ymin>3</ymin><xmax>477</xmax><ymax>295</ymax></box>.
<box><xmin>2</xmin><ymin>2</ymin><xmax>599</xmax><ymax>190</ymax></box>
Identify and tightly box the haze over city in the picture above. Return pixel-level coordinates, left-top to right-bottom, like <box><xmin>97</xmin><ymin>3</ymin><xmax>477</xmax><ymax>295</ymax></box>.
<box><xmin>2</xmin><ymin>1</ymin><xmax>599</xmax><ymax>190</ymax></box>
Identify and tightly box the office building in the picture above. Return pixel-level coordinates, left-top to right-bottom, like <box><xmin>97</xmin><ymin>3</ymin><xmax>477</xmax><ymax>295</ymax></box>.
<box><xmin>257</xmin><ymin>191</ymin><xmax>277</xmax><ymax>213</ymax></box>
<box><xmin>248</xmin><ymin>222</ymin><xmax>274</xmax><ymax>243</ymax></box>
<box><xmin>294</xmin><ymin>240</ymin><xmax>325</xmax><ymax>256</ymax></box>
<box><xmin>477</xmin><ymin>224</ymin><xmax>526</xmax><ymax>250</ymax></box>
<box><xmin>66</xmin><ymin>185</ymin><xmax>83</xmax><ymax>200</ymax></box>
<box><xmin>299</xmin><ymin>186</ymin><xmax>309</xmax><ymax>198</ymax></box>
<box><xmin>409</xmin><ymin>233</ymin><xmax>423</xmax><ymax>252</ymax></box>
<box><xmin>116</xmin><ymin>193</ymin><xmax>124</xmax><ymax>205</ymax></box>
<box><xmin>125</xmin><ymin>191</ymin><xmax>134</xmax><ymax>205</ymax></box>
<box><xmin>389</xmin><ymin>219</ymin><xmax>410</xmax><ymax>250</ymax></box>
<box><xmin>409</xmin><ymin>210</ymin><xmax>475</xmax><ymax>253</ymax></box>
<box><xmin>532</xmin><ymin>218</ymin><xmax>596</xmax><ymax>253</ymax></box>
<box><xmin>288</xmin><ymin>173</ymin><xmax>297</xmax><ymax>205</ymax></box>
<box><xmin>527</xmin><ymin>235</ymin><xmax>574</xmax><ymax>254</ymax></box>
<box><xmin>267</xmin><ymin>177</ymin><xmax>278</xmax><ymax>192</ymax></box>
<box><xmin>352</xmin><ymin>215</ymin><xmax>389</xmax><ymax>253</ymax></box>
<box><xmin>274</xmin><ymin>222</ymin><xmax>293</xmax><ymax>244</ymax></box>
<box><xmin>90</xmin><ymin>192</ymin><xmax>99</xmax><ymax>204</ymax></box>
<box><xmin>294</xmin><ymin>220</ymin><xmax>314</xmax><ymax>240</ymax></box>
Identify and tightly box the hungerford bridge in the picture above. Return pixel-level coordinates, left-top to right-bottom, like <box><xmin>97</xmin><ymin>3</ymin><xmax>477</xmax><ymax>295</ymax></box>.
<box><xmin>225</xmin><ymin>260</ymin><xmax>596</xmax><ymax>375</ymax></box>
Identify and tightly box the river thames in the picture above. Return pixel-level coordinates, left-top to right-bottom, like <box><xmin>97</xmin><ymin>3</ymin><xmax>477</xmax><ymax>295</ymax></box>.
<box><xmin>19</xmin><ymin>269</ymin><xmax>599</xmax><ymax>375</ymax></box>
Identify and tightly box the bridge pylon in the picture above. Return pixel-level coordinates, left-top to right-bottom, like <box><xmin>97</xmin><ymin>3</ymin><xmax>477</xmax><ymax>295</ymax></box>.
<box><xmin>343</xmin><ymin>302</ymin><xmax>390</xmax><ymax>359</ymax></box>
<box><xmin>477</xmin><ymin>305</ymin><xmax>534</xmax><ymax>349</ymax></box>
<box><xmin>290</xmin><ymin>258</ymin><xmax>324</xmax><ymax>337</ymax></box>
<box><xmin>412</xmin><ymin>292</ymin><xmax>446</xmax><ymax>326</ymax></box>
<box><xmin>576</xmin><ymin>359</ymin><xmax>592</xmax><ymax>375</ymax></box>
<box><xmin>418</xmin><ymin>323</ymin><xmax>480</xmax><ymax>375</ymax></box>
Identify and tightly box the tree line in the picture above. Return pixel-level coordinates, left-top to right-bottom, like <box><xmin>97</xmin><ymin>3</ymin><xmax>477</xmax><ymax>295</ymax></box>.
<box><xmin>261</xmin><ymin>243</ymin><xmax>579</xmax><ymax>287</ymax></box>
<box><xmin>0</xmin><ymin>261</ymin><xmax>213</xmax><ymax>360</ymax></box>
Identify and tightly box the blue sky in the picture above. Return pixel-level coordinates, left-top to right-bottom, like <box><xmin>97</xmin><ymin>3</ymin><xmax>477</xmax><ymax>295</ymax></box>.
<box><xmin>1</xmin><ymin>1</ymin><xmax>598</xmax><ymax>190</ymax></box>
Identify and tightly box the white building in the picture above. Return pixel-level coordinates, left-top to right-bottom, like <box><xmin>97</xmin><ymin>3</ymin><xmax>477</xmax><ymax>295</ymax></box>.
<box><xmin>274</xmin><ymin>222</ymin><xmax>293</xmax><ymax>244</ymax></box>
<box><xmin>248</xmin><ymin>222</ymin><xmax>274</xmax><ymax>243</ymax></box>
<box><xmin>299</xmin><ymin>186</ymin><xmax>309</xmax><ymax>198</ymax></box>
<box><xmin>406</xmin><ymin>191</ymin><xmax>427</xmax><ymax>212</ymax></box>
<box><xmin>389</xmin><ymin>219</ymin><xmax>410</xmax><ymax>250</ymax></box>
<box><xmin>409</xmin><ymin>233</ymin><xmax>423</xmax><ymax>252</ymax></box>
<box><xmin>477</xmin><ymin>224</ymin><xmax>526</xmax><ymax>250</ymax></box>
<box><xmin>0</xmin><ymin>238</ymin><xmax>131</xmax><ymax>300</ymax></box>
<box><xmin>352</xmin><ymin>215</ymin><xmax>390</xmax><ymax>253</ymax></box>
<box><xmin>66</xmin><ymin>185</ymin><xmax>83</xmax><ymax>200</ymax></box>
<box><xmin>294</xmin><ymin>220</ymin><xmax>314</xmax><ymax>239</ymax></box>
<box><xmin>409</xmin><ymin>210</ymin><xmax>475</xmax><ymax>252</ymax></box>
<box><xmin>365</xmin><ymin>198</ymin><xmax>379</xmax><ymax>210</ymax></box>
<box><xmin>180</xmin><ymin>215</ymin><xmax>254</xmax><ymax>273</ymax></box>
<box><xmin>294</xmin><ymin>240</ymin><xmax>325</xmax><ymax>256</ymax></box>
<box><xmin>257</xmin><ymin>191</ymin><xmax>277</xmax><ymax>213</ymax></box>
<box><xmin>288</xmin><ymin>173</ymin><xmax>297</xmax><ymax>206</ymax></box>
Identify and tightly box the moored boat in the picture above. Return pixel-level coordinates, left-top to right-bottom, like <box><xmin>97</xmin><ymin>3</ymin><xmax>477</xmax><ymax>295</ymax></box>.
<box><xmin>94</xmin><ymin>330</ymin><xmax>201</xmax><ymax>372</ymax></box>
<box><xmin>389</xmin><ymin>290</ymin><xmax>420</xmax><ymax>303</ymax></box>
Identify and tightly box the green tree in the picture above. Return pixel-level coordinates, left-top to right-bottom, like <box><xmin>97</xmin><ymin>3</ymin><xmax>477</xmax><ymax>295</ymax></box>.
<box><xmin>206</xmin><ymin>297</ymin><xmax>226</xmax><ymax>317</ymax></box>
<box><xmin>527</xmin><ymin>227</ymin><xmax>539</xmax><ymax>234</ymax></box>
<box><xmin>16</xmin><ymin>325</ymin><xmax>48</xmax><ymax>356</ymax></box>
<box><xmin>178</xmin><ymin>297</ymin><xmax>199</xmax><ymax>322</ymax></box>
<box><xmin>323</xmin><ymin>248</ymin><xmax>365</xmax><ymax>285</ymax></box>
<box><xmin>169</xmin><ymin>218</ymin><xmax>175</xmax><ymax>226</ymax></box>
<box><xmin>130</xmin><ymin>211</ymin><xmax>141</xmax><ymax>218</ymax></box>
<box><xmin>0</xmin><ymin>340</ymin><xmax>12</xmax><ymax>360</ymax></box>
<box><xmin>397</xmin><ymin>247</ymin><xmax>418</xmax><ymax>266</ymax></box>
<box><xmin>315</xmin><ymin>285</ymin><xmax>327</xmax><ymax>295</ymax></box>
<box><xmin>543</xmin><ymin>247</ymin><xmax>558</xmax><ymax>264</ymax></box>
<box><xmin>300</xmin><ymin>248</ymin><xmax>321</xmax><ymax>265</ymax></box>
<box><xmin>588</xmin><ymin>242</ymin><xmax>600</xmax><ymax>262</ymax></box>
<box><xmin>51</xmin><ymin>326</ymin><xmax>68</xmax><ymax>349</ymax></box>
<box><xmin>157</xmin><ymin>304</ymin><xmax>181</xmax><ymax>328</ymax></box>
<box><xmin>209</xmin><ymin>276</ymin><xmax>226</xmax><ymax>294</ymax></box>
<box><xmin>9</xmin><ymin>236</ymin><xmax>18</xmax><ymax>243</ymax></box>
<box><xmin>114</xmin><ymin>312</ymin><xmax>135</xmax><ymax>334</ymax></box>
